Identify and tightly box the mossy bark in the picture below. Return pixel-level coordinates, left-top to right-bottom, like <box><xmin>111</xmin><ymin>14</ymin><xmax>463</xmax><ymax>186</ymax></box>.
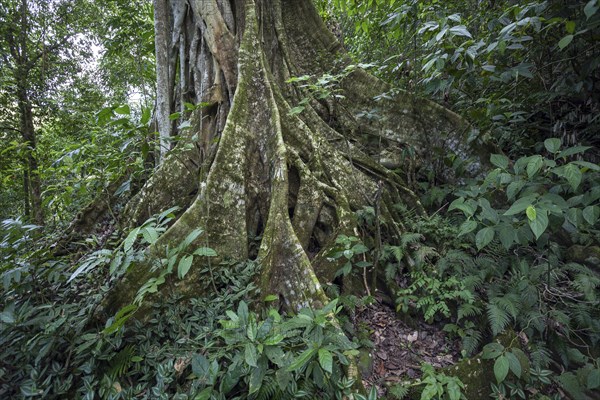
<box><xmin>102</xmin><ymin>0</ymin><xmax>482</xmax><ymax>314</ymax></box>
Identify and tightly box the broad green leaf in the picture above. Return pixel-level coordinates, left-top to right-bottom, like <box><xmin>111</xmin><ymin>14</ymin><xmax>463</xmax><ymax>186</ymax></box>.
<box><xmin>526</xmin><ymin>155</ymin><xmax>543</xmax><ymax>178</ymax></box>
<box><xmin>526</xmin><ymin>205</ymin><xmax>537</xmax><ymax>221</ymax></box>
<box><xmin>540</xmin><ymin>193</ymin><xmax>569</xmax><ymax>209</ymax></box>
<box><xmin>178</xmin><ymin>255</ymin><xmax>193</xmax><ymax>279</ymax></box>
<box><xmin>238</xmin><ymin>301</ymin><xmax>249</xmax><ymax>326</ymax></box>
<box><xmin>123</xmin><ymin>227</ymin><xmax>140</xmax><ymax>253</ymax></box>
<box><xmin>247</xmin><ymin>321</ymin><xmax>257</xmax><ymax>341</ymax></box>
<box><xmin>109</xmin><ymin>253</ymin><xmax>123</xmax><ymax>275</ymax></box>
<box><xmin>449</xmin><ymin>197</ymin><xmax>476</xmax><ymax>217</ymax></box>
<box><xmin>178</xmin><ymin>120</ymin><xmax>191</xmax><ymax>129</ymax></box>
<box><xmin>446</xmin><ymin>380</ymin><xmax>461</xmax><ymax>400</ymax></box>
<box><xmin>194</xmin><ymin>388</ymin><xmax>213</xmax><ymax>400</ymax></box>
<box><xmin>420</xmin><ymin>381</ymin><xmax>439</xmax><ymax>399</ymax></box>
<box><xmin>584</xmin><ymin>0</ymin><xmax>599</xmax><ymax>19</ymax></box>
<box><xmin>192</xmin><ymin>354</ymin><xmax>210</xmax><ymax>380</ymax></box>
<box><xmin>318</xmin><ymin>348</ymin><xmax>333</xmax><ymax>373</ymax></box>
<box><xmin>0</xmin><ymin>310</ymin><xmax>15</xmax><ymax>324</ymax></box>
<box><xmin>557</xmin><ymin>146</ymin><xmax>591</xmax><ymax>159</ymax></box>
<box><xmin>558</xmin><ymin>35</ymin><xmax>573</xmax><ymax>50</ymax></box>
<box><xmin>490</xmin><ymin>154</ymin><xmax>509</xmax><ymax>169</ymax></box>
<box><xmin>475</xmin><ymin>227</ymin><xmax>495</xmax><ymax>250</ymax></box>
<box><xmin>276</xmin><ymin>369</ymin><xmax>292</xmax><ymax>391</ymax></box>
<box><xmin>449</xmin><ymin>25</ymin><xmax>472</xmax><ymax>38</ymax></box>
<box><xmin>497</xmin><ymin>224</ymin><xmax>516</xmax><ymax>250</ymax></box>
<box><xmin>572</xmin><ymin>160</ymin><xmax>600</xmax><ymax>171</ymax></box>
<box><xmin>494</xmin><ymin>355</ymin><xmax>510</xmax><ymax>383</ymax></box>
<box><xmin>351</xmin><ymin>243</ymin><xmax>369</xmax><ymax>254</ymax></box>
<box><xmin>264</xmin><ymin>294</ymin><xmax>278</xmax><ymax>302</ymax></box>
<box><xmin>114</xmin><ymin>104</ymin><xmax>130</xmax><ymax>115</ymax></box>
<box><xmin>264</xmin><ymin>334</ymin><xmax>284</xmax><ymax>346</ymax></box>
<box><xmin>505</xmin><ymin>351</ymin><xmax>522</xmax><ymax>378</ymax></box>
<box><xmin>249</xmin><ymin>358</ymin><xmax>267</xmax><ymax>394</ymax></box>
<box><xmin>566</xmin><ymin>208</ymin><xmax>581</xmax><ymax>228</ymax></box>
<box><xmin>158</xmin><ymin>206</ymin><xmax>180</xmax><ymax>221</ymax></box>
<box><xmin>482</xmin><ymin>342</ymin><xmax>504</xmax><ymax>359</ymax></box>
<box><xmin>140</xmin><ymin>107</ymin><xmax>151</xmax><ymax>125</ymax></box>
<box><xmin>141</xmin><ymin>227</ymin><xmax>159</xmax><ymax>244</ymax></box>
<box><xmin>458</xmin><ymin>220</ymin><xmax>478</xmax><ymax>237</ymax></box>
<box><xmin>226</xmin><ymin>310</ymin><xmax>238</xmax><ymax>321</ymax></box>
<box><xmin>583</xmin><ymin>205</ymin><xmax>599</xmax><ymax>225</ymax></box>
<box><xmin>544</xmin><ymin>138</ymin><xmax>561</xmax><ymax>153</ymax></box>
<box><xmin>528</xmin><ymin>209</ymin><xmax>548</xmax><ymax>239</ymax></box>
<box><xmin>182</xmin><ymin>228</ymin><xmax>203</xmax><ymax>248</ymax></box>
<box><xmin>588</xmin><ymin>368</ymin><xmax>600</xmax><ymax>389</ymax></box>
<box><xmin>245</xmin><ymin>343</ymin><xmax>258</xmax><ymax>367</ymax></box>
<box><xmin>506</xmin><ymin>180</ymin><xmax>525</xmax><ymax>201</ymax></box>
<box><xmin>479</xmin><ymin>198</ymin><xmax>499</xmax><ymax>224</ymax></box>
<box><xmin>286</xmin><ymin>348</ymin><xmax>317</xmax><ymax>371</ymax></box>
<box><xmin>289</xmin><ymin>106</ymin><xmax>305</xmax><ymax>115</ymax></box>
<box><xmin>194</xmin><ymin>247</ymin><xmax>218</xmax><ymax>257</ymax></box>
<box><xmin>504</xmin><ymin>195</ymin><xmax>537</xmax><ymax>216</ymax></box>
<box><xmin>563</xmin><ymin>164</ymin><xmax>582</xmax><ymax>190</ymax></box>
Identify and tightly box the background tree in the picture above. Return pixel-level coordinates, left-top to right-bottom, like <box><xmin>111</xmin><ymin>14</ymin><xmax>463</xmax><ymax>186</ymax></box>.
<box><xmin>0</xmin><ymin>0</ymin><xmax>96</xmax><ymax>224</ymax></box>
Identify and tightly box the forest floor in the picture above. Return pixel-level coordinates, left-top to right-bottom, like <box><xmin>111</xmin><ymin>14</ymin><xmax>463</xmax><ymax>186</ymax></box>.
<box><xmin>357</xmin><ymin>301</ymin><xmax>460</xmax><ymax>397</ymax></box>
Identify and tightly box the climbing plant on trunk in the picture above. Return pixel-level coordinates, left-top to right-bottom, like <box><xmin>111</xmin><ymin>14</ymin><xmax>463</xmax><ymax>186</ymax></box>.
<box><xmin>102</xmin><ymin>0</ymin><xmax>481</xmax><ymax>313</ymax></box>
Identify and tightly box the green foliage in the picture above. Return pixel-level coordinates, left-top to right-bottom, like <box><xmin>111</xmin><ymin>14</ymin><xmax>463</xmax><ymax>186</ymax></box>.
<box><xmin>328</xmin><ymin>234</ymin><xmax>371</xmax><ymax>278</ymax></box>
<box><xmin>1</xmin><ymin>208</ymin><xmax>368</xmax><ymax>399</ymax></box>
<box><xmin>390</xmin><ymin>363</ymin><xmax>465</xmax><ymax>400</ymax></box>
<box><xmin>287</xmin><ymin>63</ymin><xmax>376</xmax><ymax>115</ymax></box>
<box><xmin>395</xmin><ymin>268</ymin><xmax>474</xmax><ymax>323</ymax></box>
<box><xmin>186</xmin><ymin>297</ymin><xmax>363</xmax><ymax>399</ymax></box>
<box><xmin>449</xmin><ymin>141</ymin><xmax>599</xmax><ymax>251</ymax></box>
<box><xmin>319</xmin><ymin>0</ymin><xmax>600</xmax><ymax>156</ymax></box>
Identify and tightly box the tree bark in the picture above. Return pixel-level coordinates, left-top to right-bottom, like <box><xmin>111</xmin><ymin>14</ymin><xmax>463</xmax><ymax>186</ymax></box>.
<box><xmin>104</xmin><ymin>0</ymin><xmax>479</xmax><ymax>313</ymax></box>
<box><xmin>154</xmin><ymin>0</ymin><xmax>173</xmax><ymax>162</ymax></box>
<box><xmin>14</xmin><ymin>0</ymin><xmax>44</xmax><ymax>225</ymax></box>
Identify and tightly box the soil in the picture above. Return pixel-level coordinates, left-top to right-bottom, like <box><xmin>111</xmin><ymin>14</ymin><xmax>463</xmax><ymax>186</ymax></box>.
<box><xmin>356</xmin><ymin>300</ymin><xmax>461</xmax><ymax>397</ymax></box>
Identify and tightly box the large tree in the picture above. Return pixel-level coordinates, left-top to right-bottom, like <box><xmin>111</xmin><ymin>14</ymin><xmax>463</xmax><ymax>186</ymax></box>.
<box><xmin>100</xmin><ymin>0</ymin><xmax>481</xmax><ymax>313</ymax></box>
<box><xmin>0</xmin><ymin>0</ymin><xmax>98</xmax><ymax>225</ymax></box>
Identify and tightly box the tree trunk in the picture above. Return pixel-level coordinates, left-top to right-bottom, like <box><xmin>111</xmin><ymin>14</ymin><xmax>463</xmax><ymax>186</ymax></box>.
<box><xmin>104</xmin><ymin>0</ymin><xmax>478</xmax><ymax>313</ymax></box>
<box><xmin>15</xmin><ymin>0</ymin><xmax>44</xmax><ymax>226</ymax></box>
<box><xmin>154</xmin><ymin>0</ymin><xmax>173</xmax><ymax>162</ymax></box>
<box><xmin>18</xmin><ymin>87</ymin><xmax>44</xmax><ymax>226</ymax></box>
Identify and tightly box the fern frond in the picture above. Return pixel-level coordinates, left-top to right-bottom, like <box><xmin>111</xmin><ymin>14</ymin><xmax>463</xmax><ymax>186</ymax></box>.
<box><xmin>486</xmin><ymin>302</ymin><xmax>511</xmax><ymax>336</ymax></box>
<box><xmin>529</xmin><ymin>343</ymin><xmax>552</xmax><ymax>369</ymax></box>
<box><xmin>462</xmin><ymin>328</ymin><xmax>482</xmax><ymax>356</ymax></box>
<box><xmin>385</xmin><ymin>263</ymin><xmax>398</xmax><ymax>282</ymax></box>
<box><xmin>108</xmin><ymin>345</ymin><xmax>135</xmax><ymax>380</ymax></box>
<box><xmin>400</xmin><ymin>232</ymin><xmax>423</xmax><ymax>248</ymax></box>
<box><xmin>494</xmin><ymin>294</ymin><xmax>521</xmax><ymax>319</ymax></box>
<box><xmin>415</xmin><ymin>246</ymin><xmax>438</xmax><ymax>265</ymax></box>
<box><xmin>571</xmin><ymin>273</ymin><xmax>599</xmax><ymax>302</ymax></box>
<box><xmin>388</xmin><ymin>384</ymin><xmax>409</xmax><ymax>399</ymax></box>
<box><xmin>458</xmin><ymin>303</ymin><xmax>482</xmax><ymax>321</ymax></box>
<box><xmin>256</xmin><ymin>375</ymin><xmax>281</xmax><ymax>400</ymax></box>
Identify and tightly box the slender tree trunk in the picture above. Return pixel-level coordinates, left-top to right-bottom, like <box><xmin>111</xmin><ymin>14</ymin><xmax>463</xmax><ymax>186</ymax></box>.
<box><xmin>103</xmin><ymin>0</ymin><xmax>480</xmax><ymax>313</ymax></box>
<box><xmin>18</xmin><ymin>89</ymin><xmax>44</xmax><ymax>225</ymax></box>
<box><xmin>154</xmin><ymin>0</ymin><xmax>172</xmax><ymax>163</ymax></box>
<box><xmin>15</xmin><ymin>0</ymin><xmax>43</xmax><ymax>225</ymax></box>
<box><xmin>23</xmin><ymin>168</ymin><xmax>30</xmax><ymax>219</ymax></box>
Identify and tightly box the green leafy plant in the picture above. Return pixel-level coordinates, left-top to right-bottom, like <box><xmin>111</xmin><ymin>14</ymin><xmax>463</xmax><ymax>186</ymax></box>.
<box><xmin>391</xmin><ymin>363</ymin><xmax>465</xmax><ymax>400</ymax></box>
<box><xmin>328</xmin><ymin>235</ymin><xmax>371</xmax><ymax>278</ymax></box>
<box><xmin>450</xmin><ymin>140</ymin><xmax>599</xmax><ymax>251</ymax></box>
